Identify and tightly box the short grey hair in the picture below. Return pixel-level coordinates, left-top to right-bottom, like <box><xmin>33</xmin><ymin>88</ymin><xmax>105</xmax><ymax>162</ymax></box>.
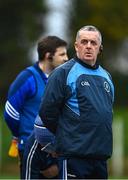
<box><xmin>76</xmin><ymin>25</ymin><xmax>102</xmax><ymax>45</ymax></box>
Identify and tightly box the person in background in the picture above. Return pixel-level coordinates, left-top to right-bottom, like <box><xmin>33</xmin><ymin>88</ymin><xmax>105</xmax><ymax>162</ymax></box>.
<box><xmin>39</xmin><ymin>25</ymin><xmax>114</xmax><ymax>179</ymax></box>
<box><xmin>22</xmin><ymin>41</ymin><xmax>68</xmax><ymax>179</ymax></box>
<box><xmin>3</xmin><ymin>35</ymin><xmax>68</xmax><ymax>177</ymax></box>
<box><xmin>21</xmin><ymin>115</ymin><xmax>59</xmax><ymax>179</ymax></box>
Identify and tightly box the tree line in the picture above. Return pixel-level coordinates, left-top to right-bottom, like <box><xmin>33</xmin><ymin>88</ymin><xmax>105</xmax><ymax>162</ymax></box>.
<box><xmin>1</xmin><ymin>0</ymin><xmax>128</xmax><ymax>106</ymax></box>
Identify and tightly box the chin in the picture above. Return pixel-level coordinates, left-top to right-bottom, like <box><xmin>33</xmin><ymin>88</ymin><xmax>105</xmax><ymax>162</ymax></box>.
<box><xmin>84</xmin><ymin>59</ymin><xmax>95</xmax><ymax>65</ymax></box>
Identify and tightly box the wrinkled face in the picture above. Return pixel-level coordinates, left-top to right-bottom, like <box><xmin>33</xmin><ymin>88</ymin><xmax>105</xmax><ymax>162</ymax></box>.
<box><xmin>52</xmin><ymin>46</ymin><xmax>68</xmax><ymax>68</ymax></box>
<box><xmin>74</xmin><ymin>30</ymin><xmax>101</xmax><ymax>66</ymax></box>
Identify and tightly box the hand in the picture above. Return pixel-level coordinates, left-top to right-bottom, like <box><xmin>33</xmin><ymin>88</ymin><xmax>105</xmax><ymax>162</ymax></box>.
<box><xmin>40</xmin><ymin>164</ymin><xmax>59</xmax><ymax>178</ymax></box>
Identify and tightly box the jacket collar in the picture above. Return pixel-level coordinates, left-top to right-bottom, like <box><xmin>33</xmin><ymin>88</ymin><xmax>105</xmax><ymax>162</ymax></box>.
<box><xmin>33</xmin><ymin>61</ymin><xmax>48</xmax><ymax>84</ymax></box>
<box><xmin>74</xmin><ymin>56</ymin><xmax>99</xmax><ymax>70</ymax></box>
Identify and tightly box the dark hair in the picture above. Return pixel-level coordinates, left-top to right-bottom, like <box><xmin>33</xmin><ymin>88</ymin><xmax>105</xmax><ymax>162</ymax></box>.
<box><xmin>37</xmin><ymin>36</ymin><xmax>67</xmax><ymax>61</ymax></box>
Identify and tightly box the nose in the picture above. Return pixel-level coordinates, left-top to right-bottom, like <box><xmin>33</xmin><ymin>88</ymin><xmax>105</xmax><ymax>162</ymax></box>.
<box><xmin>64</xmin><ymin>54</ymin><xmax>68</xmax><ymax>62</ymax></box>
<box><xmin>87</xmin><ymin>41</ymin><xmax>91</xmax><ymax>48</ymax></box>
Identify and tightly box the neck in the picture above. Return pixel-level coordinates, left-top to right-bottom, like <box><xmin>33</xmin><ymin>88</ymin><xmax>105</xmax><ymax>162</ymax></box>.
<box><xmin>75</xmin><ymin>56</ymin><xmax>99</xmax><ymax>70</ymax></box>
<box><xmin>38</xmin><ymin>61</ymin><xmax>53</xmax><ymax>75</ymax></box>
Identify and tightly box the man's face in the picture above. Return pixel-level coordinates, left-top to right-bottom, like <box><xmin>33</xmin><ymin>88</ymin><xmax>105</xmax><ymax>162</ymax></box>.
<box><xmin>52</xmin><ymin>46</ymin><xmax>68</xmax><ymax>68</ymax></box>
<box><xmin>74</xmin><ymin>30</ymin><xmax>101</xmax><ymax>66</ymax></box>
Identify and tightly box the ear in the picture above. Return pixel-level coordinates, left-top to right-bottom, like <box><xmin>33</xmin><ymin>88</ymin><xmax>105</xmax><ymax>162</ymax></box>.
<box><xmin>46</xmin><ymin>52</ymin><xmax>53</xmax><ymax>60</ymax></box>
<box><xmin>74</xmin><ymin>42</ymin><xmax>78</xmax><ymax>51</ymax></box>
<box><xmin>99</xmin><ymin>45</ymin><xmax>103</xmax><ymax>54</ymax></box>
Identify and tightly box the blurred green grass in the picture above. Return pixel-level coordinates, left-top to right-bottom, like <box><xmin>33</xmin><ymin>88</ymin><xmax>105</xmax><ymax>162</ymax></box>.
<box><xmin>0</xmin><ymin>175</ymin><xmax>19</xmax><ymax>179</ymax></box>
<box><xmin>0</xmin><ymin>107</ymin><xmax>19</xmax><ymax>178</ymax></box>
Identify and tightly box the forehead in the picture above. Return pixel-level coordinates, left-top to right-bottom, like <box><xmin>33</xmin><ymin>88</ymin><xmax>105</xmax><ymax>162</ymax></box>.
<box><xmin>55</xmin><ymin>46</ymin><xmax>67</xmax><ymax>54</ymax></box>
<box><xmin>78</xmin><ymin>30</ymin><xmax>100</xmax><ymax>42</ymax></box>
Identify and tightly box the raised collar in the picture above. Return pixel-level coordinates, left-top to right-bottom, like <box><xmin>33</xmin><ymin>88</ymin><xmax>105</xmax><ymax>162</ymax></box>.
<box><xmin>74</xmin><ymin>56</ymin><xmax>99</xmax><ymax>70</ymax></box>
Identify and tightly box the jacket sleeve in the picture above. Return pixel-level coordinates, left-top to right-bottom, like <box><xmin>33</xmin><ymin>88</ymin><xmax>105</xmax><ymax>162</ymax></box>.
<box><xmin>39</xmin><ymin>68</ymin><xmax>70</xmax><ymax>134</ymax></box>
<box><xmin>4</xmin><ymin>69</ymin><xmax>36</xmax><ymax>137</ymax></box>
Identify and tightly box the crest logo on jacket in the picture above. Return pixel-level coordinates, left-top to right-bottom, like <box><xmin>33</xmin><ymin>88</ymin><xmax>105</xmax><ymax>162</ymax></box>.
<box><xmin>81</xmin><ymin>81</ymin><xmax>90</xmax><ymax>86</ymax></box>
<box><xmin>104</xmin><ymin>81</ymin><xmax>110</xmax><ymax>92</ymax></box>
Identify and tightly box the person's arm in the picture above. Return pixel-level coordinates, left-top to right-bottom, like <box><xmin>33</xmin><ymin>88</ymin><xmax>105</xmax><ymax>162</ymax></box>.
<box><xmin>4</xmin><ymin>69</ymin><xmax>36</xmax><ymax>137</ymax></box>
<box><xmin>39</xmin><ymin>68</ymin><xmax>70</xmax><ymax>134</ymax></box>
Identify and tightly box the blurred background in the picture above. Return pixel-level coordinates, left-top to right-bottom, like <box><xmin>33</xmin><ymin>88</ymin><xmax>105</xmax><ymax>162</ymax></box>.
<box><xmin>0</xmin><ymin>0</ymin><xmax>128</xmax><ymax>178</ymax></box>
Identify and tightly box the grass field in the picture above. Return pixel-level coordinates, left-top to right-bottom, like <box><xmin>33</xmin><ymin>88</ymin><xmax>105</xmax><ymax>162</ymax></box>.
<box><xmin>0</xmin><ymin>176</ymin><xmax>19</xmax><ymax>179</ymax></box>
<box><xmin>0</xmin><ymin>163</ymin><xmax>19</xmax><ymax>179</ymax></box>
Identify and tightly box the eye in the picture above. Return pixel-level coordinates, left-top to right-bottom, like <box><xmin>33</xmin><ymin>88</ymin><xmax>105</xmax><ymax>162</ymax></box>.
<box><xmin>90</xmin><ymin>40</ymin><xmax>97</xmax><ymax>46</ymax></box>
<box><xmin>81</xmin><ymin>39</ymin><xmax>88</xmax><ymax>45</ymax></box>
<box><xmin>80</xmin><ymin>39</ymin><xmax>98</xmax><ymax>46</ymax></box>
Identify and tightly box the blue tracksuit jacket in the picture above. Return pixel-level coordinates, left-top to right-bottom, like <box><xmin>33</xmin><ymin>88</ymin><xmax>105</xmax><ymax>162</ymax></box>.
<box><xmin>39</xmin><ymin>57</ymin><xmax>114</xmax><ymax>160</ymax></box>
<box><xmin>4</xmin><ymin>62</ymin><xmax>47</xmax><ymax>150</ymax></box>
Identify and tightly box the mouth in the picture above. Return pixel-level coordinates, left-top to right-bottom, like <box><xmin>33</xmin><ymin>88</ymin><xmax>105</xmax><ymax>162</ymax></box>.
<box><xmin>85</xmin><ymin>52</ymin><xmax>92</xmax><ymax>57</ymax></box>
